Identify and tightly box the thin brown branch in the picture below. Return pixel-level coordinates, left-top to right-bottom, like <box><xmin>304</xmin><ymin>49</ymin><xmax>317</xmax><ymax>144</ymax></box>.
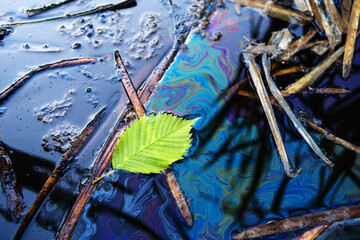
<box><xmin>114</xmin><ymin>51</ymin><xmax>146</xmax><ymax>118</ymax></box>
<box><xmin>342</xmin><ymin>0</ymin><xmax>360</xmax><ymax>78</ymax></box>
<box><xmin>232</xmin><ymin>204</ymin><xmax>360</xmax><ymax>239</ymax></box>
<box><xmin>296</xmin><ymin>225</ymin><xmax>329</xmax><ymax>240</ymax></box>
<box><xmin>26</xmin><ymin>0</ymin><xmax>76</xmax><ymax>17</ymax></box>
<box><xmin>13</xmin><ymin>106</ymin><xmax>106</xmax><ymax>240</ymax></box>
<box><xmin>279</xmin><ymin>28</ymin><xmax>318</xmax><ymax>62</ymax></box>
<box><xmin>282</xmin><ymin>46</ymin><xmax>344</xmax><ymax>96</ymax></box>
<box><xmin>1</xmin><ymin>0</ymin><xmax>136</xmax><ymax>27</ymax></box>
<box><xmin>272</xmin><ymin>65</ymin><xmax>310</xmax><ymax>76</ymax></box>
<box><xmin>341</xmin><ymin>0</ymin><xmax>351</xmax><ymax>33</ymax></box>
<box><xmin>164</xmin><ymin>170</ymin><xmax>193</xmax><ymax>226</ymax></box>
<box><xmin>229</xmin><ymin>0</ymin><xmax>313</xmax><ymax>25</ymax></box>
<box><xmin>56</xmin><ymin>33</ymin><xmax>190</xmax><ymax>240</ymax></box>
<box><xmin>0</xmin><ymin>141</ymin><xmax>26</xmax><ymax>222</ymax></box>
<box><xmin>0</xmin><ymin>57</ymin><xmax>97</xmax><ymax>104</ymax></box>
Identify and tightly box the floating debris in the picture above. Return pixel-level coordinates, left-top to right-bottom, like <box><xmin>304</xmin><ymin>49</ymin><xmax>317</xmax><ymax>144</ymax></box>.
<box><xmin>41</xmin><ymin>122</ymin><xmax>81</xmax><ymax>153</ymax></box>
<box><xmin>36</xmin><ymin>96</ymin><xmax>72</xmax><ymax>124</ymax></box>
<box><xmin>10</xmin><ymin>43</ymin><xmax>62</xmax><ymax>52</ymax></box>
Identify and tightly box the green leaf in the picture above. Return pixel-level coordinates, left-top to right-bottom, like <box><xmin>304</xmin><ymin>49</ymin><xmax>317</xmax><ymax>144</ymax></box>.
<box><xmin>112</xmin><ymin>113</ymin><xmax>196</xmax><ymax>174</ymax></box>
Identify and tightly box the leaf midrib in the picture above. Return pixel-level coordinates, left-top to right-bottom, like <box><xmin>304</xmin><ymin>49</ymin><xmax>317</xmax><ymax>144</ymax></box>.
<box><xmin>117</xmin><ymin>122</ymin><xmax>191</xmax><ymax>167</ymax></box>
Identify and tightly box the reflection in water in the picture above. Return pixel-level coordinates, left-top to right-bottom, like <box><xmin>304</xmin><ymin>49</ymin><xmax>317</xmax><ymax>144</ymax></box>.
<box><xmin>74</xmin><ymin>7</ymin><xmax>360</xmax><ymax>240</ymax></box>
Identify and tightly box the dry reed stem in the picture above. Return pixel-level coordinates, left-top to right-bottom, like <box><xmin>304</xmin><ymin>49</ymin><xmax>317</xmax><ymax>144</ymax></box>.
<box><xmin>243</xmin><ymin>53</ymin><xmax>300</xmax><ymax>178</ymax></box>
<box><xmin>229</xmin><ymin>0</ymin><xmax>313</xmax><ymax>25</ymax></box>
<box><xmin>323</xmin><ymin>0</ymin><xmax>343</xmax><ymax>34</ymax></box>
<box><xmin>282</xmin><ymin>46</ymin><xmax>344</xmax><ymax>96</ymax></box>
<box><xmin>343</xmin><ymin>0</ymin><xmax>360</xmax><ymax>78</ymax></box>
<box><xmin>341</xmin><ymin>0</ymin><xmax>351</xmax><ymax>32</ymax></box>
<box><xmin>279</xmin><ymin>28</ymin><xmax>319</xmax><ymax>62</ymax></box>
<box><xmin>296</xmin><ymin>225</ymin><xmax>329</xmax><ymax>240</ymax></box>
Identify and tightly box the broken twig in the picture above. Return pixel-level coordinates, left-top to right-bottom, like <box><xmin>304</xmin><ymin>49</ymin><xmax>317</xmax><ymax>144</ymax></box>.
<box><xmin>0</xmin><ymin>141</ymin><xmax>26</xmax><ymax>222</ymax></box>
<box><xmin>243</xmin><ymin>53</ymin><xmax>300</xmax><ymax>178</ymax></box>
<box><xmin>114</xmin><ymin>51</ymin><xmax>146</xmax><ymax>118</ymax></box>
<box><xmin>0</xmin><ymin>57</ymin><xmax>97</xmax><ymax>104</ymax></box>
<box><xmin>13</xmin><ymin>107</ymin><xmax>106</xmax><ymax>240</ymax></box>
<box><xmin>279</xmin><ymin>28</ymin><xmax>318</xmax><ymax>62</ymax></box>
<box><xmin>342</xmin><ymin>0</ymin><xmax>360</xmax><ymax>78</ymax></box>
<box><xmin>56</xmin><ymin>34</ymin><xmax>190</xmax><ymax>240</ymax></box>
<box><xmin>232</xmin><ymin>204</ymin><xmax>360</xmax><ymax>239</ymax></box>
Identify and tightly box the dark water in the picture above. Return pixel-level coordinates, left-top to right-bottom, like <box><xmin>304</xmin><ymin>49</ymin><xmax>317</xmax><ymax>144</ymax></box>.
<box><xmin>1</xmin><ymin>0</ymin><xmax>360</xmax><ymax>239</ymax></box>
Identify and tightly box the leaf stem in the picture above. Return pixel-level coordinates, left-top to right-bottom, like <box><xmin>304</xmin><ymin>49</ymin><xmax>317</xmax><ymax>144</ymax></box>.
<box><xmin>92</xmin><ymin>169</ymin><xmax>114</xmax><ymax>185</ymax></box>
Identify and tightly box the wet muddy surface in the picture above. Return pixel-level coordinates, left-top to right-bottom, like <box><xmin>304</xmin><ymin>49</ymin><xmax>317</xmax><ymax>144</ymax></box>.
<box><xmin>0</xmin><ymin>0</ymin><xmax>360</xmax><ymax>239</ymax></box>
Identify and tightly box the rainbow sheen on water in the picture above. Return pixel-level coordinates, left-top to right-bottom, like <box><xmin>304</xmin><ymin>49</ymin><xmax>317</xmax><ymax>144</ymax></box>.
<box><xmin>73</xmin><ymin>7</ymin><xmax>360</xmax><ymax>240</ymax></box>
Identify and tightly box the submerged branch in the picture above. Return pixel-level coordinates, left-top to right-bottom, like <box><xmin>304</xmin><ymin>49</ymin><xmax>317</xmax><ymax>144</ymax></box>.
<box><xmin>232</xmin><ymin>204</ymin><xmax>360</xmax><ymax>239</ymax></box>
<box><xmin>13</xmin><ymin>107</ymin><xmax>106</xmax><ymax>240</ymax></box>
<box><xmin>1</xmin><ymin>0</ymin><xmax>136</xmax><ymax>27</ymax></box>
<box><xmin>26</xmin><ymin>0</ymin><xmax>75</xmax><ymax>17</ymax></box>
<box><xmin>0</xmin><ymin>142</ymin><xmax>26</xmax><ymax>222</ymax></box>
<box><xmin>0</xmin><ymin>57</ymin><xmax>97</xmax><ymax>104</ymax></box>
<box><xmin>56</xmin><ymin>33</ymin><xmax>190</xmax><ymax>240</ymax></box>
